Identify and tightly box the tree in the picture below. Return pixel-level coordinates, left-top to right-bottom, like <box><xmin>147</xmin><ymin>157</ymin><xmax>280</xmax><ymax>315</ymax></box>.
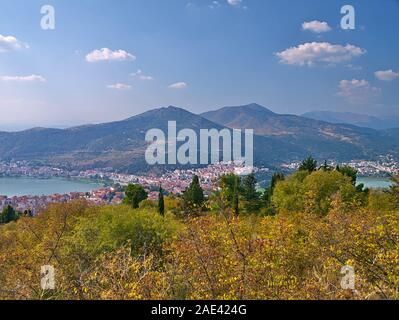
<box><xmin>220</xmin><ymin>174</ymin><xmax>241</xmax><ymax>205</ymax></box>
<box><xmin>183</xmin><ymin>175</ymin><xmax>204</xmax><ymax>211</ymax></box>
<box><xmin>320</xmin><ymin>160</ymin><xmax>332</xmax><ymax>171</ymax></box>
<box><xmin>261</xmin><ymin>173</ymin><xmax>285</xmax><ymax>212</ymax></box>
<box><xmin>0</xmin><ymin>205</ymin><xmax>19</xmax><ymax>224</ymax></box>
<box><xmin>299</xmin><ymin>156</ymin><xmax>318</xmax><ymax>173</ymax></box>
<box><xmin>389</xmin><ymin>175</ymin><xmax>399</xmax><ymax>206</ymax></box>
<box><xmin>232</xmin><ymin>176</ymin><xmax>240</xmax><ymax>217</ymax></box>
<box><xmin>302</xmin><ymin>170</ymin><xmax>358</xmax><ymax>216</ymax></box>
<box><xmin>158</xmin><ymin>186</ymin><xmax>165</xmax><ymax>217</ymax></box>
<box><xmin>270</xmin><ymin>172</ymin><xmax>285</xmax><ymax>195</ymax></box>
<box><xmin>124</xmin><ymin>184</ymin><xmax>148</xmax><ymax>209</ymax></box>
<box><xmin>336</xmin><ymin>165</ymin><xmax>358</xmax><ymax>185</ymax></box>
<box><xmin>241</xmin><ymin>173</ymin><xmax>260</xmax><ymax>212</ymax></box>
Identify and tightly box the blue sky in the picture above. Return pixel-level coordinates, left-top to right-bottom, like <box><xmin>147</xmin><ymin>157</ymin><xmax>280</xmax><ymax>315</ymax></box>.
<box><xmin>0</xmin><ymin>0</ymin><xmax>398</xmax><ymax>129</ymax></box>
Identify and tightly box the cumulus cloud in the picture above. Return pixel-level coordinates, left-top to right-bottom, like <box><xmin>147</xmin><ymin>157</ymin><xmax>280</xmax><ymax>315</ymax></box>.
<box><xmin>0</xmin><ymin>34</ymin><xmax>29</xmax><ymax>52</ymax></box>
<box><xmin>337</xmin><ymin>79</ymin><xmax>380</xmax><ymax>104</ymax></box>
<box><xmin>131</xmin><ymin>69</ymin><xmax>154</xmax><ymax>81</ymax></box>
<box><xmin>302</xmin><ymin>20</ymin><xmax>332</xmax><ymax>33</ymax></box>
<box><xmin>86</xmin><ymin>48</ymin><xmax>136</xmax><ymax>62</ymax></box>
<box><xmin>276</xmin><ymin>42</ymin><xmax>366</xmax><ymax>66</ymax></box>
<box><xmin>374</xmin><ymin>69</ymin><xmax>399</xmax><ymax>81</ymax></box>
<box><xmin>107</xmin><ymin>83</ymin><xmax>132</xmax><ymax>90</ymax></box>
<box><xmin>0</xmin><ymin>75</ymin><xmax>46</xmax><ymax>82</ymax></box>
<box><xmin>168</xmin><ymin>82</ymin><xmax>187</xmax><ymax>89</ymax></box>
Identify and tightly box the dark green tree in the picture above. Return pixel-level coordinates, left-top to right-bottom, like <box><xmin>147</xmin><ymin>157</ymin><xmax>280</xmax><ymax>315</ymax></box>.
<box><xmin>220</xmin><ymin>173</ymin><xmax>241</xmax><ymax>204</ymax></box>
<box><xmin>158</xmin><ymin>186</ymin><xmax>165</xmax><ymax>217</ymax></box>
<box><xmin>232</xmin><ymin>175</ymin><xmax>240</xmax><ymax>217</ymax></box>
<box><xmin>336</xmin><ymin>165</ymin><xmax>358</xmax><ymax>185</ymax></box>
<box><xmin>241</xmin><ymin>173</ymin><xmax>260</xmax><ymax>212</ymax></box>
<box><xmin>123</xmin><ymin>184</ymin><xmax>148</xmax><ymax>209</ymax></box>
<box><xmin>183</xmin><ymin>175</ymin><xmax>204</xmax><ymax>210</ymax></box>
<box><xmin>0</xmin><ymin>205</ymin><xmax>20</xmax><ymax>224</ymax></box>
<box><xmin>299</xmin><ymin>156</ymin><xmax>318</xmax><ymax>173</ymax></box>
<box><xmin>270</xmin><ymin>172</ymin><xmax>285</xmax><ymax>194</ymax></box>
<box><xmin>262</xmin><ymin>172</ymin><xmax>285</xmax><ymax>209</ymax></box>
<box><xmin>320</xmin><ymin>160</ymin><xmax>332</xmax><ymax>171</ymax></box>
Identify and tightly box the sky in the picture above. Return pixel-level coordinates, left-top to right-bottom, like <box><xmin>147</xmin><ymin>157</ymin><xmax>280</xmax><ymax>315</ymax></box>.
<box><xmin>0</xmin><ymin>0</ymin><xmax>398</xmax><ymax>130</ymax></box>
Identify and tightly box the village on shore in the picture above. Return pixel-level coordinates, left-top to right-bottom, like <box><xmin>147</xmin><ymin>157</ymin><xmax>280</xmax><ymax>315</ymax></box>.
<box><xmin>0</xmin><ymin>161</ymin><xmax>265</xmax><ymax>214</ymax></box>
<box><xmin>1</xmin><ymin>155</ymin><xmax>398</xmax><ymax>215</ymax></box>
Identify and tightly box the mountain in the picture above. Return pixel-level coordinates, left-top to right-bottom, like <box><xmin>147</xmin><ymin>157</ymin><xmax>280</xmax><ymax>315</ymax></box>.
<box><xmin>0</xmin><ymin>105</ymin><xmax>315</xmax><ymax>172</ymax></box>
<box><xmin>201</xmin><ymin>103</ymin><xmax>399</xmax><ymax>161</ymax></box>
<box><xmin>0</xmin><ymin>104</ymin><xmax>398</xmax><ymax>173</ymax></box>
<box><xmin>0</xmin><ymin>106</ymin><xmax>227</xmax><ymax>172</ymax></box>
<box><xmin>302</xmin><ymin>110</ymin><xmax>399</xmax><ymax>130</ymax></box>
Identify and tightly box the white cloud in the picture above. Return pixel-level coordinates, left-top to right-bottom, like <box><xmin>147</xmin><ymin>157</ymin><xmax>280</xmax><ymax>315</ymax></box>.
<box><xmin>131</xmin><ymin>69</ymin><xmax>154</xmax><ymax>81</ymax></box>
<box><xmin>302</xmin><ymin>20</ymin><xmax>332</xmax><ymax>33</ymax></box>
<box><xmin>168</xmin><ymin>82</ymin><xmax>187</xmax><ymax>89</ymax></box>
<box><xmin>227</xmin><ymin>0</ymin><xmax>242</xmax><ymax>6</ymax></box>
<box><xmin>276</xmin><ymin>42</ymin><xmax>366</xmax><ymax>66</ymax></box>
<box><xmin>0</xmin><ymin>75</ymin><xmax>46</xmax><ymax>82</ymax></box>
<box><xmin>107</xmin><ymin>83</ymin><xmax>132</xmax><ymax>90</ymax></box>
<box><xmin>0</xmin><ymin>34</ymin><xmax>29</xmax><ymax>52</ymax></box>
<box><xmin>86</xmin><ymin>48</ymin><xmax>136</xmax><ymax>62</ymax></box>
<box><xmin>374</xmin><ymin>69</ymin><xmax>399</xmax><ymax>81</ymax></box>
<box><xmin>337</xmin><ymin>79</ymin><xmax>380</xmax><ymax>104</ymax></box>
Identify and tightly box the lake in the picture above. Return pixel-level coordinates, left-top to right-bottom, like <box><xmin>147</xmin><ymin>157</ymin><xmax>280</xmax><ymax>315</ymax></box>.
<box><xmin>357</xmin><ymin>177</ymin><xmax>393</xmax><ymax>189</ymax></box>
<box><xmin>0</xmin><ymin>177</ymin><xmax>103</xmax><ymax>197</ymax></box>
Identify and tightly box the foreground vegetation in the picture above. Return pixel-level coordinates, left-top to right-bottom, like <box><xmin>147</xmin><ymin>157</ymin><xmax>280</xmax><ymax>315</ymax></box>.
<box><xmin>0</xmin><ymin>159</ymin><xmax>398</xmax><ymax>300</ymax></box>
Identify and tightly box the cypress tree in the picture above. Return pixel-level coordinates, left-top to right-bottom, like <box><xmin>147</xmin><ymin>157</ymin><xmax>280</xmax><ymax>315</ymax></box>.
<box><xmin>158</xmin><ymin>186</ymin><xmax>165</xmax><ymax>217</ymax></box>
<box><xmin>183</xmin><ymin>175</ymin><xmax>204</xmax><ymax>210</ymax></box>
<box><xmin>232</xmin><ymin>175</ymin><xmax>240</xmax><ymax>217</ymax></box>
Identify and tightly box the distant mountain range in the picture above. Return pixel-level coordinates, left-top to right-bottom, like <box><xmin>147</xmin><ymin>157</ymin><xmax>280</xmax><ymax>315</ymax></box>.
<box><xmin>302</xmin><ymin>110</ymin><xmax>399</xmax><ymax>130</ymax></box>
<box><xmin>0</xmin><ymin>104</ymin><xmax>398</xmax><ymax>173</ymax></box>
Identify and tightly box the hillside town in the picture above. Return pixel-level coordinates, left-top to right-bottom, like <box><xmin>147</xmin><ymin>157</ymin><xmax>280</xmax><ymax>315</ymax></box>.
<box><xmin>0</xmin><ymin>161</ymin><xmax>265</xmax><ymax>214</ymax></box>
<box><xmin>0</xmin><ymin>155</ymin><xmax>398</xmax><ymax>215</ymax></box>
<box><xmin>281</xmin><ymin>155</ymin><xmax>399</xmax><ymax>177</ymax></box>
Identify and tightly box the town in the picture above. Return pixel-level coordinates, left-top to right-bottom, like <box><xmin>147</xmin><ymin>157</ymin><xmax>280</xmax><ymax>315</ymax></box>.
<box><xmin>1</xmin><ymin>155</ymin><xmax>398</xmax><ymax>215</ymax></box>
<box><xmin>281</xmin><ymin>155</ymin><xmax>399</xmax><ymax>177</ymax></box>
<box><xmin>0</xmin><ymin>161</ymin><xmax>265</xmax><ymax>214</ymax></box>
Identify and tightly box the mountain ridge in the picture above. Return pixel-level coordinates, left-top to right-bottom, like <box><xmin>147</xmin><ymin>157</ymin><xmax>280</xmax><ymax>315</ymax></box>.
<box><xmin>302</xmin><ymin>110</ymin><xmax>399</xmax><ymax>130</ymax></box>
<box><xmin>0</xmin><ymin>104</ymin><xmax>397</xmax><ymax>173</ymax></box>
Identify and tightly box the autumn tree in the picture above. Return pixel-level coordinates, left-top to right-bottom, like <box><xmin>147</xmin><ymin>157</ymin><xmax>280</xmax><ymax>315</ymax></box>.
<box><xmin>389</xmin><ymin>175</ymin><xmax>399</xmax><ymax>206</ymax></box>
<box><xmin>220</xmin><ymin>173</ymin><xmax>241</xmax><ymax>205</ymax></box>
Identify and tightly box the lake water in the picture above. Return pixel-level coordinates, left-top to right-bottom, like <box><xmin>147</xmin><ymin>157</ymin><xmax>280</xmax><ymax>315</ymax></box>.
<box><xmin>0</xmin><ymin>177</ymin><xmax>103</xmax><ymax>197</ymax></box>
<box><xmin>357</xmin><ymin>177</ymin><xmax>393</xmax><ymax>189</ymax></box>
